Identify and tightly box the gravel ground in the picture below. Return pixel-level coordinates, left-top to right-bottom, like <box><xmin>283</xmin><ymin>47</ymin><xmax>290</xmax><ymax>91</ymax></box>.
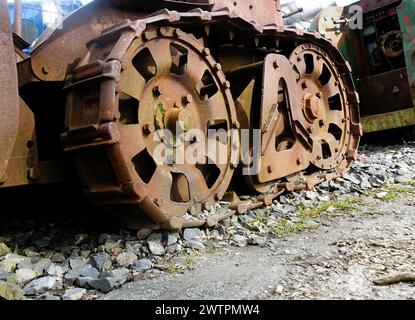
<box><xmin>1</xmin><ymin>141</ymin><xmax>415</xmax><ymax>300</ymax></box>
<box><xmin>102</xmin><ymin>193</ymin><xmax>415</xmax><ymax>300</ymax></box>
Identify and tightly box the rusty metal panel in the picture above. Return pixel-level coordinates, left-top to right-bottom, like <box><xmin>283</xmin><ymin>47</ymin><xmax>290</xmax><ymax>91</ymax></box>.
<box><xmin>362</xmin><ymin>108</ymin><xmax>415</xmax><ymax>133</ymax></box>
<box><xmin>398</xmin><ymin>0</ymin><xmax>415</xmax><ymax>107</ymax></box>
<box><xmin>359</xmin><ymin>0</ymin><xmax>401</xmax><ymax>13</ymax></box>
<box><xmin>357</xmin><ymin>68</ymin><xmax>413</xmax><ymax>117</ymax></box>
<box><xmin>0</xmin><ymin>0</ymin><xmax>19</xmax><ymax>184</ymax></box>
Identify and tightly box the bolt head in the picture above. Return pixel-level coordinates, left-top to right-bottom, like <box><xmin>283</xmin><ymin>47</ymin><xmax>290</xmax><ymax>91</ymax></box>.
<box><xmin>273</xmin><ymin>60</ymin><xmax>279</xmax><ymax>69</ymax></box>
<box><xmin>153</xmin><ymin>86</ymin><xmax>163</xmax><ymax>97</ymax></box>
<box><xmin>182</xmin><ymin>94</ymin><xmax>193</xmax><ymax>105</ymax></box>
<box><xmin>42</xmin><ymin>66</ymin><xmax>50</xmax><ymax>74</ymax></box>
<box><xmin>142</xmin><ymin>123</ymin><xmax>155</xmax><ymax>135</ymax></box>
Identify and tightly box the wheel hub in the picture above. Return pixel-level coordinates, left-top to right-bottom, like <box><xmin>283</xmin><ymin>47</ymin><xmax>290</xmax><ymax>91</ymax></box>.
<box><xmin>303</xmin><ymin>92</ymin><xmax>323</xmax><ymax>122</ymax></box>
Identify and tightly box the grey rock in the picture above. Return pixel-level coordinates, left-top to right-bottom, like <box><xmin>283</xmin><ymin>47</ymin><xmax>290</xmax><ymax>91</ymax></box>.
<box><xmin>394</xmin><ymin>175</ymin><xmax>412</xmax><ymax>184</ymax></box>
<box><xmin>148</xmin><ymin>241</ymin><xmax>165</xmax><ymax>256</ymax></box>
<box><xmin>137</xmin><ymin>229</ymin><xmax>153</xmax><ymax>240</ymax></box>
<box><xmin>62</xmin><ymin>288</ymin><xmax>86</xmax><ymax>301</ymax></box>
<box><xmin>88</xmin><ymin>276</ymin><xmax>127</xmax><ymax>293</ymax></box>
<box><xmin>69</xmin><ymin>258</ymin><xmax>87</xmax><ymax>270</ymax></box>
<box><xmin>318</xmin><ymin>195</ymin><xmax>331</xmax><ymax>202</ymax></box>
<box><xmin>305</xmin><ymin>191</ymin><xmax>318</xmax><ymax>200</ymax></box>
<box><xmin>90</xmin><ymin>252</ymin><xmax>112</xmax><ymax>272</ymax></box>
<box><xmin>166</xmin><ymin>243</ymin><xmax>182</xmax><ymax>254</ymax></box>
<box><xmin>247</xmin><ymin>234</ymin><xmax>267</xmax><ymax>246</ymax></box>
<box><xmin>279</xmin><ymin>196</ymin><xmax>289</xmax><ymax>204</ymax></box>
<box><xmin>305</xmin><ymin>220</ymin><xmax>319</xmax><ymax>227</ymax></box>
<box><xmin>231</xmin><ymin>235</ymin><xmax>248</xmax><ymax>246</ymax></box>
<box><xmin>183</xmin><ymin>228</ymin><xmax>203</xmax><ymax>241</ymax></box>
<box><xmin>32</xmin><ymin>259</ymin><xmax>52</xmax><ymax>277</ymax></box>
<box><xmin>320</xmin><ymin>181</ymin><xmax>330</xmax><ymax>189</ymax></box>
<box><xmin>46</xmin><ymin>264</ymin><xmax>69</xmax><ymax>276</ymax></box>
<box><xmin>100</xmin><ymin>268</ymin><xmax>129</xmax><ymax>279</ymax></box>
<box><xmin>187</xmin><ymin>240</ymin><xmax>206</xmax><ymax>250</ymax></box>
<box><xmin>0</xmin><ymin>254</ymin><xmax>31</xmax><ymax>272</ymax></box>
<box><xmin>15</xmin><ymin>268</ymin><xmax>37</xmax><ymax>285</ymax></box>
<box><xmin>167</xmin><ymin>233</ymin><xmax>178</xmax><ymax>246</ymax></box>
<box><xmin>24</xmin><ymin>276</ymin><xmax>57</xmax><ymax>295</ymax></box>
<box><xmin>147</xmin><ymin>233</ymin><xmax>163</xmax><ymax>243</ymax></box>
<box><xmin>76</xmin><ymin>277</ymin><xmax>96</xmax><ymax>289</ymax></box>
<box><xmin>132</xmin><ymin>259</ymin><xmax>152</xmax><ymax>271</ymax></box>
<box><xmin>0</xmin><ymin>272</ymin><xmax>13</xmax><ymax>281</ymax></box>
<box><xmin>64</xmin><ymin>264</ymin><xmax>99</xmax><ymax>285</ymax></box>
<box><xmin>0</xmin><ymin>281</ymin><xmax>25</xmax><ymax>300</ymax></box>
<box><xmin>116</xmin><ymin>252</ymin><xmax>138</xmax><ymax>267</ymax></box>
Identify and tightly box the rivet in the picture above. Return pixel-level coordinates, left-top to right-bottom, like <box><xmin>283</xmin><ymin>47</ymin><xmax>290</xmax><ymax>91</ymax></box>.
<box><xmin>182</xmin><ymin>94</ymin><xmax>193</xmax><ymax>105</ymax></box>
<box><xmin>232</xmin><ymin>121</ymin><xmax>240</xmax><ymax>129</ymax></box>
<box><xmin>202</xmin><ymin>47</ymin><xmax>211</xmax><ymax>56</ymax></box>
<box><xmin>273</xmin><ymin>60</ymin><xmax>279</xmax><ymax>69</ymax></box>
<box><xmin>142</xmin><ymin>123</ymin><xmax>155</xmax><ymax>135</ymax></box>
<box><xmin>42</xmin><ymin>66</ymin><xmax>50</xmax><ymax>75</ymax></box>
<box><xmin>153</xmin><ymin>86</ymin><xmax>163</xmax><ymax>97</ymax></box>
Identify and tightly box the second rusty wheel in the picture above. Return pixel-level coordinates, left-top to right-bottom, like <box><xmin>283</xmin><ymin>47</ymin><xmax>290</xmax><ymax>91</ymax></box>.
<box><xmin>290</xmin><ymin>44</ymin><xmax>353</xmax><ymax>171</ymax></box>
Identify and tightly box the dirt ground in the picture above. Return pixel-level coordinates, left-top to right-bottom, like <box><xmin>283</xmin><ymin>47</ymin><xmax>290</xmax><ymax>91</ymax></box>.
<box><xmin>102</xmin><ymin>190</ymin><xmax>415</xmax><ymax>300</ymax></box>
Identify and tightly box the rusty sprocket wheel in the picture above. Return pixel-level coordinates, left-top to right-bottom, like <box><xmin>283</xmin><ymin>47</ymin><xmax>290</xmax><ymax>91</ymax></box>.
<box><xmin>290</xmin><ymin>44</ymin><xmax>352</xmax><ymax>171</ymax></box>
<box><xmin>116</xmin><ymin>26</ymin><xmax>238</xmax><ymax>221</ymax></box>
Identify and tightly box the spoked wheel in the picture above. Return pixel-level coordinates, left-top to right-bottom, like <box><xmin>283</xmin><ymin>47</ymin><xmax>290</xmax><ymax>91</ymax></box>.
<box><xmin>115</xmin><ymin>27</ymin><xmax>238</xmax><ymax>224</ymax></box>
<box><xmin>290</xmin><ymin>44</ymin><xmax>353</xmax><ymax>171</ymax></box>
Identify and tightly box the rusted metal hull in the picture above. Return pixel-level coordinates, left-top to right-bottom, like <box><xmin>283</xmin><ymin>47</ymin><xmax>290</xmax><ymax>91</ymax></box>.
<box><xmin>0</xmin><ymin>0</ymin><xmax>19</xmax><ymax>184</ymax></box>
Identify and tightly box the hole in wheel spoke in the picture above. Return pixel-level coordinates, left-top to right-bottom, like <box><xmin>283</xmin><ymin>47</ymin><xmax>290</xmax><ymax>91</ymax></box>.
<box><xmin>328</xmin><ymin>93</ymin><xmax>342</xmax><ymax>111</ymax></box>
<box><xmin>170</xmin><ymin>43</ymin><xmax>188</xmax><ymax>76</ymax></box>
<box><xmin>170</xmin><ymin>172</ymin><xmax>190</xmax><ymax>202</ymax></box>
<box><xmin>132</xmin><ymin>149</ymin><xmax>157</xmax><ymax>184</ymax></box>
<box><xmin>119</xmin><ymin>93</ymin><xmax>139</xmax><ymax>125</ymax></box>
<box><xmin>197</xmin><ymin>70</ymin><xmax>218</xmax><ymax>101</ymax></box>
<box><xmin>321</xmin><ymin>141</ymin><xmax>332</xmax><ymax>160</ymax></box>
<box><xmin>133</xmin><ymin>48</ymin><xmax>157</xmax><ymax>81</ymax></box>
<box><xmin>319</xmin><ymin>64</ymin><xmax>332</xmax><ymax>86</ymax></box>
<box><xmin>328</xmin><ymin>123</ymin><xmax>343</xmax><ymax>142</ymax></box>
<box><xmin>207</xmin><ymin>119</ymin><xmax>229</xmax><ymax>145</ymax></box>
<box><xmin>304</xmin><ymin>54</ymin><xmax>314</xmax><ymax>74</ymax></box>
<box><xmin>196</xmin><ymin>161</ymin><xmax>220</xmax><ymax>189</ymax></box>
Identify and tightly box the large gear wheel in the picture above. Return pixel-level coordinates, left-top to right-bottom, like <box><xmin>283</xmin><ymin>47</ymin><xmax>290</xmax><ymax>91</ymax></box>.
<box><xmin>290</xmin><ymin>44</ymin><xmax>353</xmax><ymax>171</ymax></box>
<box><xmin>115</xmin><ymin>26</ymin><xmax>238</xmax><ymax>222</ymax></box>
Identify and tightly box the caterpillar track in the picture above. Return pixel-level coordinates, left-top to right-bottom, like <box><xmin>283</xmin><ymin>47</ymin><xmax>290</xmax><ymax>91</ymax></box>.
<box><xmin>64</xmin><ymin>5</ymin><xmax>361</xmax><ymax>229</ymax></box>
<box><xmin>62</xmin><ymin>5</ymin><xmax>361</xmax><ymax>230</ymax></box>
